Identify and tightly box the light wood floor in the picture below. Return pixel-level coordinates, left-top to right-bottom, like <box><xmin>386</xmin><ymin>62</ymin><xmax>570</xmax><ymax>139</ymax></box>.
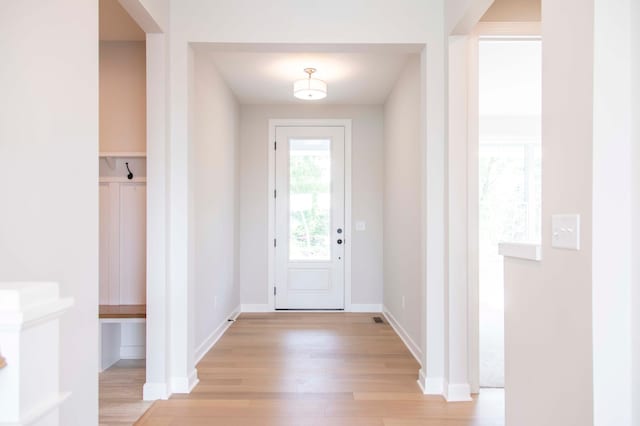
<box><xmin>100</xmin><ymin>360</ymin><xmax>153</xmax><ymax>426</ymax></box>
<box><xmin>135</xmin><ymin>313</ymin><xmax>504</xmax><ymax>426</ymax></box>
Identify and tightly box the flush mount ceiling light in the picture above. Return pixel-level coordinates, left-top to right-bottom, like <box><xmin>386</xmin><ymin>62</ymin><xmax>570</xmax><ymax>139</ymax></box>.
<box><xmin>293</xmin><ymin>68</ymin><xmax>327</xmax><ymax>100</ymax></box>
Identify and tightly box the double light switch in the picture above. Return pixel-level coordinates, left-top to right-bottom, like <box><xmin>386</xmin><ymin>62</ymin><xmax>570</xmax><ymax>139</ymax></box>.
<box><xmin>551</xmin><ymin>214</ymin><xmax>580</xmax><ymax>250</ymax></box>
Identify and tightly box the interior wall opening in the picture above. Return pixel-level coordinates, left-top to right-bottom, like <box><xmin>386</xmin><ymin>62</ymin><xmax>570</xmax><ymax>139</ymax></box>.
<box><xmin>98</xmin><ymin>0</ymin><xmax>149</xmax><ymax>423</ymax></box>
<box><xmin>187</xmin><ymin>41</ymin><xmax>425</xmax><ymax>373</ymax></box>
<box><xmin>477</xmin><ymin>37</ymin><xmax>542</xmax><ymax>389</ymax></box>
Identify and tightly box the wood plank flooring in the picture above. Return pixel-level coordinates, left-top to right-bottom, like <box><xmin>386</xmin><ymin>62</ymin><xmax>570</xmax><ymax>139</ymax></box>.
<box><xmin>135</xmin><ymin>313</ymin><xmax>504</xmax><ymax>426</ymax></box>
<box><xmin>100</xmin><ymin>360</ymin><xmax>153</xmax><ymax>426</ymax></box>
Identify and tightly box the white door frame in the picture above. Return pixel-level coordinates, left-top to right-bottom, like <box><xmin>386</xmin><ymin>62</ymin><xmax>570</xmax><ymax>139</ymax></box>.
<box><xmin>268</xmin><ymin>119</ymin><xmax>352</xmax><ymax>312</ymax></box>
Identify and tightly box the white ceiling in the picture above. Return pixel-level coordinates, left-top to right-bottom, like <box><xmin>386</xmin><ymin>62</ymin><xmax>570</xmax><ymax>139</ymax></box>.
<box><xmin>199</xmin><ymin>46</ymin><xmax>419</xmax><ymax>105</ymax></box>
<box><xmin>100</xmin><ymin>0</ymin><xmax>145</xmax><ymax>41</ymax></box>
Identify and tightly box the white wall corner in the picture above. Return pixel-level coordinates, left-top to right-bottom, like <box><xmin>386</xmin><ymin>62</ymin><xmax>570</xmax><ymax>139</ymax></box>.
<box><xmin>350</xmin><ymin>304</ymin><xmax>383</xmax><ymax>313</ymax></box>
<box><xmin>383</xmin><ymin>307</ymin><xmax>423</xmax><ymax>365</ymax></box>
<box><xmin>170</xmin><ymin>369</ymin><xmax>199</xmax><ymax>394</ymax></box>
<box><xmin>194</xmin><ymin>305</ymin><xmax>241</xmax><ymax>363</ymax></box>
<box><xmin>241</xmin><ymin>304</ymin><xmax>271</xmax><ymax>313</ymax></box>
<box><xmin>143</xmin><ymin>382</ymin><xmax>170</xmax><ymax>401</ymax></box>
<box><xmin>445</xmin><ymin>383</ymin><xmax>472</xmax><ymax>402</ymax></box>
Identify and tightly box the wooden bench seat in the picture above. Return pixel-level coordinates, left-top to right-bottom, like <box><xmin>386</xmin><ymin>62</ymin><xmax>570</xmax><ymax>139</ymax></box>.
<box><xmin>99</xmin><ymin>305</ymin><xmax>147</xmax><ymax>371</ymax></box>
<box><xmin>99</xmin><ymin>304</ymin><xmax>146</xmax><ymax>319</ymax></box>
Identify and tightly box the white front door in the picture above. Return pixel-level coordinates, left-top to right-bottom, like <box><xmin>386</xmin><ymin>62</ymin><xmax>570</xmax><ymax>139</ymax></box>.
<box><xmin>274</xmin><ymin>126</ymin><xmax>345</xmax><ymax>309</ymax></box>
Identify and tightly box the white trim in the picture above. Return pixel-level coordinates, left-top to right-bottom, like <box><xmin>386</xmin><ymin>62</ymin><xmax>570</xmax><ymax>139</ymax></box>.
<box><xmin>12</xmin><ymin>392</ymin><xmax>70</xmax><ymax>426</ymax></box>
<box><xmin>170</xmin><ymin>369</ymin><xmax>199</xmax><ymax>394</ymax></box>
<box><xmin>417</xmin><ymin>369</ymin><xmax>427</xmax><ymax>393</ymax></box>
<box><xmin>99</xmin><ymin>358</ymin><xmax>118</xmax><ymax>373</ymax></box>
<box><xmin>383</xmin><ymin>306</ymin><xmax>422</xmax><ymax>365</ymax></box>
<box><xmin>423</xmin><ymin>376</ymin><xmax>446</xmax><ymax>396</ymax></box>
<box><xmin>445</xmin><ymin>383</ymin><xmax>472</xmax><ymax>402</ymax></box>
<box><xmin>240</xmin><ymin>304</ymin><xmax>271</xmax><ymax>313</ymax></box>
<box><xmin>349</xmin><ymin>304</ymin><xmax>382</xmax><ymax>313</ymax></box>
<box><xmin>143</xmin><ymin>382</ymin><xmax>169</xmax><ymax>401</ymax></box>
<box><xmin>267</xmin><ymin>119</ymin><xmax>353</xmax><ymax>312</ymax></box>
<box><xmin>467</xmin><ymin>30</ymin><xmax>481</xmax><ymax>395</ymax></box>
<box><xmin>498</xmin><ymin>242</ymin><xmax>542</xmax><ymax>261</ymax></box>
<box><xmin>120</xmin><ymin>345</ymin><xmax>145</xmax><ymax>360</ymax></box>
<box><xmin>244</xmin><ymin>309</ymin><xmax>353</xmax><ymax>313</ymax></box>
<box><xmin>344</xmin><ymin>122</ymin><xmax>352</xmax><ymax>311</ymax></box>
<box><xmin>194</xmin><ymin>305</ymin><xmax>241</xmax><ymax>363</ymax></box>
<box><xmin>0</xmin><ymin>298</ymin><xmax>74</xmax><ymax>332</ymax></box>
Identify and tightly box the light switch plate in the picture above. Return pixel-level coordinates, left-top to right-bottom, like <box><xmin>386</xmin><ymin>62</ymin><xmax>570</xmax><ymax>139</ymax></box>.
<box><xmin>355</xmin><ymin>221</ymin><xmax>366</xmax><ymax>231</ymax></box>
<box><xmin>551</xmin><ymin>214</ymin><xmax>580</xmax><ymax>250</ymax></box>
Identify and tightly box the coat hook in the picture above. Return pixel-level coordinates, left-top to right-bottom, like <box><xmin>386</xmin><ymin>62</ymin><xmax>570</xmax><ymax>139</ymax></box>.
<box><xmin>125</xmin><ymin>162</ymin><xmax>134</xmax><ymax>180</ymax></box>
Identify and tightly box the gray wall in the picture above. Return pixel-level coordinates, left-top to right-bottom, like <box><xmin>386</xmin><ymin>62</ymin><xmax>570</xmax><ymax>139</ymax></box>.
<box><xmin>382</xmin><ymin>56</ymin><xmax>423</xmax><ymax>350</ymax></box>
<box><xmin>504</xmin><ymin>0</ymin><xmax>594</xmax><ymax>423</ymax></box>
<box><xmin>190</xmin><ymin>52</ymin><xmax>240</xmax><ymax>356</ymax></box>
<box><xmin>238</xmin><ymin>104</ymin><xmax>384</xmax><ymax>306</ymax></box>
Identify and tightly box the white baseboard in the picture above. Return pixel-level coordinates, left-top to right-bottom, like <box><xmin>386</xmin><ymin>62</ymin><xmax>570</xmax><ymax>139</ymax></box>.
<box><xmin>120</xmin><ymin>344</ymin><xmax>145</xmax><ymax>360</ymax></box>
<box><xmin>240</xmin><ymin>304</ymin><xmax>383</xmax><ymax>313</ymax></box>
<box><xmin>171</xmin><ymin>369</ymin><xmax>199</xmax><ymax>394</ymax></box>
<box><xmin>417</xmin><ymin>369</ymin><xmax>427</xmax><ymax>393</ymax></box>
<box><xmin>350</xmin><ymin>304</ymin><xmax>383</xmax><ymax>312</ymax></box>
<box><xmin>423</xmin><ymin>375</ymin><xmax>445</xmax><ymax>395</ymax></box>
<box><xmin>99</xmin><ymin>355</ymin><xmax>119</xmax><ymax>373</ymax></box>
<box><xmin>445</xmin><ymin>383</ymin><xmax>472</xmax><ymax>402</ymax></box>
<box><xmin>19</xmin><ymin>391</ymin><xmax>70</xmax><ymax>425</ymax></box>
<box><xmin>194</xmin><ymin>305</ymin><xmax>241</xmax><ymax>363</ymax></box>
<box><xmin>143</xmin><ymin>382</ymin><xmax>170</xmax><ymax>401</ymax></box>
<box><xmin>241</xmin><ymin>303</ymin><xmax>271</xmax><ymax>312</ymax></box>
<box><xmin>382</xmin><ymin>306</ymin><xmax>423</xmax><ymax>364</ymax></box>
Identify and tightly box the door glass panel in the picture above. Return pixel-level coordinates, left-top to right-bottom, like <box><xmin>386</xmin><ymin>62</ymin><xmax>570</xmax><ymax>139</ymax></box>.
<box><xmin>289</xmin><ymin>139</ymin><xmax>331</xmax><ymax>261</ymax></box>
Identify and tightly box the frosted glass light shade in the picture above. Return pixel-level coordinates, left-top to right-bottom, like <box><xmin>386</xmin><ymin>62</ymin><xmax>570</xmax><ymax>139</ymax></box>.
<box><xmin>293</xmin><ymin>77</ymin><xmax>327</xmax><ymax>100</ymax></box>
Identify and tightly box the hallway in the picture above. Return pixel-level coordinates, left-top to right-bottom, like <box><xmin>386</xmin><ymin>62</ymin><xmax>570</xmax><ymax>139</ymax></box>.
<box><xmin>136</xmin><ymin>313</ymin><xmax>504</xmax><ymax>425</ymax></box>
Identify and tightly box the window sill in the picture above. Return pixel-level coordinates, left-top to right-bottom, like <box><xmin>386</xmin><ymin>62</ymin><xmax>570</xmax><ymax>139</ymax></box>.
<box><xmin>498</xmin><ymin>242</ymin><xmax>541</xmax><ymax>261</ymax></box>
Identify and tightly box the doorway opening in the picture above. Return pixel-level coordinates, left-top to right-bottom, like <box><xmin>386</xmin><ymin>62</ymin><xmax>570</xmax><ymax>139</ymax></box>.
<box><xmin>98</xmin><ymin>0</ymin><xmax>150</xmax><ymax>423</ymax></box>
<box><xmin>477</xmin><ymin>38</ymin><xmax>542</xmax><ymax>388</ymax></box>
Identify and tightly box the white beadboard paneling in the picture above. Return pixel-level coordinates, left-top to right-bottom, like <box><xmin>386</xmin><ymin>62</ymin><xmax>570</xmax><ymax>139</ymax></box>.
<box><xmin>99</xmin><ymin>183</ymin><xmax>111</xmax><ymax>305</ymax></box>
<box><xmin>119</xmin><ymin>183</ymin><xmax>147</xmax><ymax>304</ymax></box>
<box><xmin>99</xmin><ymin>181</ymin><xmax>147</xmax><ymax>305</ymax></box>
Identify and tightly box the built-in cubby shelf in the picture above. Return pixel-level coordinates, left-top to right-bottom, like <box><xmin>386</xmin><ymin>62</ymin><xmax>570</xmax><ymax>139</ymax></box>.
<box><xmin>99</xmin><ymin>152</ymin><xmax>147</xmax><ymax>169</ymax></box>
